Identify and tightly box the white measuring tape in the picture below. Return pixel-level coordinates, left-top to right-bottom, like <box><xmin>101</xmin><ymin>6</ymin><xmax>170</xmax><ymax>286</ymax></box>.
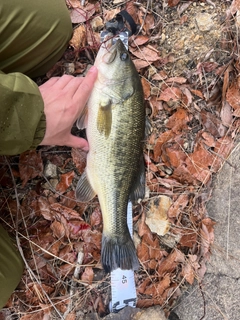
<box><xmin>109</xmin><ymin>202</ymin><xmax>137</xmax><ymax>313</ymax></box>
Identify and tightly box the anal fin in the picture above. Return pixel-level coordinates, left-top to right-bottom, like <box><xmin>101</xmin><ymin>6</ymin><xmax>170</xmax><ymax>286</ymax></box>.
<box><xmin>130</xmin><ymin>155</ymin><xmax>145</xmax><ymax>204</ymax></box>
<box><xmin>75</xmin><ymin>171</ymin><xmax>96</xmax><ymax>202</ymax></box>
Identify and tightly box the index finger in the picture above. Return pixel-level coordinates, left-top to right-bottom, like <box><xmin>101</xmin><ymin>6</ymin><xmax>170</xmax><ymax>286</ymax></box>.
<box><xmin>72</xmin><ymin>66</ymin><xmax>98</xmax><ymax>105</ymax></box>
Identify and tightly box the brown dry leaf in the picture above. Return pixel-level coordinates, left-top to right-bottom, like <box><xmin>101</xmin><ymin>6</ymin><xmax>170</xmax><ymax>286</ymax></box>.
<box><xmin>152</xmin><ymin>70</ymin><xmax>168</xmax><ymax>81</ymax></box>
<box><xmin>125</xmin><ymin>1</ymin><xmax>139</xmax><ymax>24</ymax></box>
<box><xmin>226</xmin><ymin>80</ymin><xmax>240</xmax><ymax>111</ymax></box>
<box><xmin>137</xmin><ymin>278</ymin><xmax>151</xmax><ymax>294</ymax></box>
<box><xmin>157</xmin><ymin>249</ymin><xmax>185</xmax><ymax>276</ymax></box>
<box><xmin>190</xmin><ymin>88</ymin><xmax>204</xmax><ymax>99</ymax></box>
<box><xmin>168</xmin><ymin>194</ymin><xmax>189</xmax><ymax>218</ymax></box>
<box><xmin>153</xmin><ymin>130</ymin><xmax>174</xmax><ymax>162</ymax></box>
<box><xmin>68</xmin><ymin>0</ymin><xmax>82</xmax><ymax>8</ymax></box>
<box><xmin>133</xmin><ymin>59</ymin><xmax>150</xmax><ymax>71</ymax></box>
<box><xmin>81</xmin><ymin>266</ymin><xmax>94</xmax><ymax>284</ymax></box>
<box><xmin>67</xmin><ymin>219</ymin><xmax>91</xmax><ymax>238</ymax></box>
<box><xmin>103</xmin><ymin>7</ymin><xmax>121</xmax><ymax>22</ymax></box>
<box><xmin>158</xmin><ymin>87</ymin><xmax>182</xmax><ymax>103</ymax></box>
<box><xmin>180</xmin><ymin>14</ymin><xmax>188</xmax><ymax>24</ymax></box>
<box><xmin>179</xmin><ymin>229</ymin><xmax>198</xmax><ymax>248</ymax></box>
<box><xmin>131</xmin><ymin>35</ymin><xmax>149</xmax><ymax>47</ymax></box>
<box><xmin>181</xmin><ymin>261</ymin><xmax>195</xmax><ymax>284</ymax></box>
<box><xmin>137</xmin><ymin>8</ymin><xmax>155</xmax><ymax>35</ymax></box>
<box><xmin>59</xmin><ymin>263</ymin><xmax>75</xmax><ymax>277</ymax></box>
<box><xmin>50</xmin><ymin>220</ymin><xmax>66</xmax><ymax>238</ymax></box>
<box><xmin>145</xmin><ymin>273</ymin><xmax>171</xmax><ymax>297</ymax></box>
<box><xmin>19</xmin><ymin>150</ymin><xmax>43</xmax><ymax>186</ymax></box>
<box><xmin>202</xmin><ymin>132</ymin><xmax>216</xmax><ymax>148</ymax></box>
<box><xmin>201</xmin><ymin>110</ymin><xmax>226</xmax><ymax>137</ymax></box>
<box><xmin>65</xmin><ymin>313</ymin><xmax>76</xmax><ymax>320</ymax></box>
<box><xmin>56</xmin><ymin>171</ymin><xmax>75</xmax><ymax>193</ymax></box>
<box><xmin>37</xmin><ymin>196</ymin><xmax>52</xmax><ymax>220</ymax></box>
<box><xmin>50</xmin><ymin>203</ymin><xmax>82</xmax><ymax>221</ymax></box>
<box><xmin>166</xmin><ymin>108</ymin><xmax>189</xmax><ymax>133</ymax></box>
<box><xmin>90</xmin><ymin>206</ymin><xmax>102</xmax><ymax>227</ymax></box>
<box><xmin>229</xmin><ymin>0</ymin><xmax>240</xmax><ymax>15</ymax></box>
<box><xmin>166</xmin><ymin>77</ymin><xmax>187</xmax><ymax>84</ymax></box>
<box><xmin>141</xmin><ymin>77</ymin><xmax>151</xmax><ymax>99</ymax></box>
<box><xmin>60</xmin><ymin>190</ymin><xmax>79</xmax><ymax>209</ymax></box>
<box><xmin>129</xmin><ymin>45</ymin><xmax>160</xmax><ymax>62</ymax></box>
<box><xmin>168</xmin><ymin>0</ymin><xmax>181</xmax><ymax>7</ymax></box>
<box><xmin>70</xmin><ymin>4</ymin><xmax>96</xmax><ymax>24</ymax></box>
<box><xmin>214</xmin><ymin>136</ymin><xmax>233</xmax><ymax>161</ymax></box>
<box><xmin>149</xmin><ymin>96</ymin><xmax>164</xmax><ymax>117</ymax></box>
<box><xmin>200</xmin><ymin>217</ymin><xmax>215</xmax><ymax>258</ymax></box>
<box><xmin>72</xmin><ymin>148</ymin><xmax>87</xmax><ymax>174</ymax></box>
<box><xmin>69</xmin><ymin>24</ymin><xmax>86</xmax><ymax>49</ymax></box>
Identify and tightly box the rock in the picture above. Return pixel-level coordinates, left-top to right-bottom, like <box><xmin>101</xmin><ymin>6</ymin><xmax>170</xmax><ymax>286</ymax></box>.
<box><xmin>145</xmin><ymin>195</ymin><xmax>172</xmax><ymax>236</ymax></box>
<box><xmin>98</xmin><ymin>306</ymin><xmax>167</xmax><ymax>320</ymax></box>
<box><xmin>44</xmin><ymin>162</ymin><xmax>57</xmax><ymax>178</ymax></box>
<box><xmin>195</xmin><ymin>13</ymin><xmax>214</xmax><ymax>32</ymax></box>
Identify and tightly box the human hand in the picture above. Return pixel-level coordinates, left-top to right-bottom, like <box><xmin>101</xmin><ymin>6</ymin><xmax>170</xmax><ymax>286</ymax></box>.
<box><xmin>39</xmin><ymin>66</ymin><xmax>98</xmax><ymax>151</ymax></box>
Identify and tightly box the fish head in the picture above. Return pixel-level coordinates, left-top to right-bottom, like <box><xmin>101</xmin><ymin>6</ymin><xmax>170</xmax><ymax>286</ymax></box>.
<box><xmin>95</xmin><ymin>38</ymin><xmax>135</xmax><ymax>81</ymax></box>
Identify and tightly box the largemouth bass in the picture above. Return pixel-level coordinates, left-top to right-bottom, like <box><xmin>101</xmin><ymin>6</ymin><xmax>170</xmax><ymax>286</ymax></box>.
<box><xmin>76</xmin><ymin>38</ymin><xmax>145</xmax><ymax>272</ymax></box>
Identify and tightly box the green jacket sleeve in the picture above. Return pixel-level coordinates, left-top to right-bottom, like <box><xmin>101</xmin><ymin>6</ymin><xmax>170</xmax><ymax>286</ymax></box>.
<box><xmin>0</xmin><ymin>71</ymin><xmax>46</xmax><ymax>155</ymax></box>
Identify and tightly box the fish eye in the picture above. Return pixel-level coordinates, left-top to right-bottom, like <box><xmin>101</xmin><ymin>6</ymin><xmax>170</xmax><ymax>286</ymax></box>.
<box><xmin>120</xmin><ymin>52</ymin><xmax>128</xmax><ymax>61</ymax></box>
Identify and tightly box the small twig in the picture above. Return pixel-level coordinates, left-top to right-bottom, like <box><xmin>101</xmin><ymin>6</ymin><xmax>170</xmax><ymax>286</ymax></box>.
<box><xmin>199</xmin><ymin>282</ymin><xmax>206</xmax><ymax>320</ymax></box>
<box><xmin>63</xmin><ymin>249</ymin><xmax>84</xmax><ymax>318</ymax></box>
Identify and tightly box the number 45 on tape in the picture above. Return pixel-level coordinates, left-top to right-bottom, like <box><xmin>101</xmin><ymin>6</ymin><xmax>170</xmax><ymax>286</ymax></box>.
<box><xmin>109</xmin><ymin>202</ymin><xmax>137</xmax><ymax>313</ymax></box>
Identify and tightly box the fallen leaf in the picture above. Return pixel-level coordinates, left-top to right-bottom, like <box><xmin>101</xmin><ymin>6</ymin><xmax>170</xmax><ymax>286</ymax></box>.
<box><xmin>168</xmin><ymin>0</ymin><xmax>181</xmax><ymax>7</ymax></box>
<box><xmin>69</xmin><ymin>24</ymin><xmax>86</xmax><ymax>49</ymax></box>
<box><xmin>90</xmin><ymin>207</ymin><xmax>102</xmax><ymax>227</ymax></box>
<box><xmin>72</xmin><ymin>148</ymin><xmax>87</xmax><ymax>174</ymax></box>
<box><xmin>158</xmin><ymin>87</ymin><xmax>182</xmax><ymax>103</ymax></box>
<box><xmin>50</xmin><ymin>220</ymin><xmax>66</xmax><ymax>238</ymax></box>
<box><xmin>133</xmin><ymin>59</ymin><xmax>150</xmax><ymax>71</ymax></box>
<box><xmin>81</xmin><ymin>266</ymin><xmax>94</xmax><ymax>284</ymax></box>
<box><xmin>151</xmin><ymin>70</ymin><xmax>168</xmax><ymax>81</ymax></box>
<box><xmin>19</xmin><ymin>150</ymin><xmax>43</xmax><ymax>186</ymax></box>
<box><xmin>157</xmin><ymin>249</ymin><xmax>185</xmax><ymax>276</ymax></box>
<box><xmin>131</xmin><ymin>35</ymin><xmax>149</xmax><ymax>46</ymax></box>
<box><xmin>141</xmin><ymin>77</ymin><xmax>151</xmax><ymax>99</ymax></box>
<box><xmin>168</xmin><ymin>194</ymin><xmax>189</xmax><ymax>218</ymax></box>
<box><xmin>201</xmin><ymin>132</ymin><xmax>216</xmax><ymax>148</ymax></box>
<box><xmin>166</xmin><ymin>108</ymin><xmax>189</xmax><ymax>133</ymax></box>
<box><xmin>144</xmin><ymin>274</ymin><xmax>171</xmax><ymax>296</ymax></box>
<box><xmin>129</xmin><ymin>45</ymin><xmax>160</xmax><ymax>62</ymax></box>
<box><xmin>70</xmin><ymin>4</ymin><xmax>96</xmax><ymax>24</ymax></box>
<box><xmin>56</xmin><ymin>171</ymin><xmax>75</xmax><ymax>193</ymax></box>
<box><xmin>226</xmin><ymin>80</ymin><xmax>240</xmax><ymax>111</ymax></box>
<box><xmin>166</xmin><ymin>77</ymin><xmax>187</xmax><ymax>84</ymax></box>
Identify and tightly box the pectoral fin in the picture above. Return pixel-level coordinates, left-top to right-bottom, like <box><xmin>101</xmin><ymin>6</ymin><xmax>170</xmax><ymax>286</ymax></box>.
<box><xmin>97</xmin><ymin>99</ymin><xmax>112</xmax><ymax>137</ymax></box>
<box><xmin>130</xmin><ymin>155</ymin><xmax>145</xmax><ymax>204</ymax></box>
<box><xmin>76</xmin><ymin>105</ymin><xmax>88</xmax><ymax>130</ymax></box>
<box><xmin>75</xmin><ymin>171</ymin><xmax>96</xmax><ymax>202</ymax></box>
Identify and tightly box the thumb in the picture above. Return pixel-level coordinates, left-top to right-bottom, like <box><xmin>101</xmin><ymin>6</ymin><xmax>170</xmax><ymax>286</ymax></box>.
<box><xmin>66</xmin><ymin>134</ymin><xmax>89</xmax><ymax>151</ymax></box>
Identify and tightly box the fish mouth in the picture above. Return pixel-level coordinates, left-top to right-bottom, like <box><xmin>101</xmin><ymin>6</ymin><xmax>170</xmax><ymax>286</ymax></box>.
<box><xmin>99</xmin><ymin>37</ymin><xmax>126</xmax><ymax>65</ymax></box>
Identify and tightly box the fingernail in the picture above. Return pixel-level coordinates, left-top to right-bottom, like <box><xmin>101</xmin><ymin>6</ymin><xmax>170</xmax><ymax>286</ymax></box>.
<box><xmin>89</xmin><ymin>66</ymin><xmax>98</xmax><ymax>73</ymax></box>
<box><xmin>82</xmin><ymin>146</ymin><xmax>89</xmax><ymax>152</ymax></box>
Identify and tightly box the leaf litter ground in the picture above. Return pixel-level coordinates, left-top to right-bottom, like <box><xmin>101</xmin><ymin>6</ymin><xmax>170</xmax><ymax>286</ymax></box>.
<box><xmin>1</xmin><ymin>0</ymin><xmax>240</xmax><ymax>319</ymax></box>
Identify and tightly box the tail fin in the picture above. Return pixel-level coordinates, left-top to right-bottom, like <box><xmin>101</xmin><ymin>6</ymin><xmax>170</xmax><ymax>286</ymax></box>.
<box><xmin>101</xmin><ymin>233</ymin><xmax>139</xmax><ymax>273</ymax></box>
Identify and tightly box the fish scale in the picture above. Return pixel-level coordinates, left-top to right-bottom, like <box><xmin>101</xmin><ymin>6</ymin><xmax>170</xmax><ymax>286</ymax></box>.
<box><xmin>76</xmin><ymin>38</ymin><xmax>145</xmax><ymax>272</ymax></box>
